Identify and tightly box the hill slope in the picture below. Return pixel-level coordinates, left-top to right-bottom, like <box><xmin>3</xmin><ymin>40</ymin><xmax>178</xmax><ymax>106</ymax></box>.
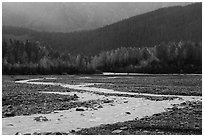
<box><xmin>3</xmin><ymin>2</ymin><xmax>190</xmax><ymax>32</ymax></box>
<box><xmin>3</xmin><ymin>3</ymin><xmax>202</xmax><ymax>55</ymax></box>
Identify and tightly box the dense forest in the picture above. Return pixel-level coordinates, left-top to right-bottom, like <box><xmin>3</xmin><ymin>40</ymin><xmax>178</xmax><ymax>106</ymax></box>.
<box><xmin>2</xmin><ymin>3</ymin><xmax>202</xmax><ymax>74</ymax></box>
<box><xmin>3</xmin><ymin>3</ymin><xmax>202</xmax><ymax>55</ymax></box>
<box><xmin>2</xmin><ymin>39</ymin><xmax>201</xmax><ymax>74</ymax></box>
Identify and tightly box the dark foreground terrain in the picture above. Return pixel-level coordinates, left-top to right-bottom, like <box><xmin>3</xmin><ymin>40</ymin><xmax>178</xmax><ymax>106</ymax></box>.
<box><xmin>2</xmin><ymin>74</ymin><xmax>202</xmax><ymax>135</ymax></box>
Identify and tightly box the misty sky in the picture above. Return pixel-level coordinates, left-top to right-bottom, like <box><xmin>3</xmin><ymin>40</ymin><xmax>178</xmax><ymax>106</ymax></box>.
<box><xmin>3</xmin><ymin>2</ymin><xmax>192</xmax><ymax>32</ymax></box>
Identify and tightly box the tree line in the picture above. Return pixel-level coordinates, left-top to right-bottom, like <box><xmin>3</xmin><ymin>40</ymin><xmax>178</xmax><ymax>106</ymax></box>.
<box><xmin>2</xmin><ymin>39</ymin><xmax>202</xmax><ymax>75</ymax></box>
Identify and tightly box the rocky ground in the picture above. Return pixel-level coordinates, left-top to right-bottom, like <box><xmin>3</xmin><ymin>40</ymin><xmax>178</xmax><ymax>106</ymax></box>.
<box><xmin>32</xmin><ymin>75</ymin><xmax>202</xmax><ymax>96</ymax></box>
<box><xmin>2</xmin><ymin>75</ymin><xmax>202</xmax><ymax>135</ymax></box>
<box><xmin>11</xmin><ymin>100</ymin><xmax>202</xmax><ymax>135</ymax></box>
<box><xmin>2</xmin><ymin>76</ymin><xmax>108</xmax><ymax>118</ymax></box>
<box><xmin>75</xmin><ymin>101</ymin><xmax>202</xmax><ymax>135</ymax></box>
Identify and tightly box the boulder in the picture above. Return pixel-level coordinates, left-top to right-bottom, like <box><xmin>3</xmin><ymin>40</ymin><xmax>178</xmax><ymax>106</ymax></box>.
<box><xmin>120</xmin><ymin>126</ymin><xmax>128</xmax><ymax>130</ymax></box>
<box><xmin>125</xmin><ymin>112</ymin><xmax>131</xmax><ymax>115</ymax></box>
<box><xmin>24</xmin><ymin>133</ymin><xmax>31</xmax><ymax>135</ymax></box>
<box><xmin>4</xmin><ymin>111</ymin><xmax>15</xmax><ymax>117</ymax></box>
<box><xmin>124</xmin><ymin>101</ymin><xmax>128</xmax><ymax>103</ymax></box>
<box><xmin>104</xmin><ymin>99</ymin><xmax>112</xmax><ymax>103</ymax></box>
<box><xmin>7</xmin><ymin>123</ymin><xmax>14</xmax><ymax>126</ymax></box>
<box><xmin>76</xmin><ymin>107</ymin><xmax>85</xmax><ymax>111</ymax></box>
<box><xmin>34</xmin><ymin>116</ymin><xmax>49</xmax><ymax>122</ymax></box>
<box><xmin>74</xmin><ymin>94</ymin><xmax>79</xmax><ymax>98</ymax></box>
<box><xmin>97</xmin><ymin>105</ymin><xmax>103</xmax><ymax>108</ymax></box>
<box><xmin>112</xmin><ymin>129</ymin><xmax>123</xmax><ymax>134</ymax></box>
<box><xmin>15</xmin><ymin>132</ymin><xmax>22</xmax><ymax>135</ymax></box>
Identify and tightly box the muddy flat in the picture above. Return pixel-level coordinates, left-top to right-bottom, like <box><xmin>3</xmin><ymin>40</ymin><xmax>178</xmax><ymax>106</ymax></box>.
<box><xmin>2</xmin><ymin>75</ymin><xmax>202</xmax><ymax>135</ymax></box>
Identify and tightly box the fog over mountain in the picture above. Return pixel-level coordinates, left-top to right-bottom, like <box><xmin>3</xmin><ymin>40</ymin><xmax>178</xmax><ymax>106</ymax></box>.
<box><xmin>3</xmin><ymin>2</ymin><xmax>191</xmax><ymax>32</ymax></box>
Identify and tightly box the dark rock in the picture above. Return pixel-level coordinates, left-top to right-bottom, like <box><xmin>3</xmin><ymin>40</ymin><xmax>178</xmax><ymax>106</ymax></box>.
<box><xmin>55</xmin><ymin>132</ymin><xmax>63</xmax><ymax>135</ymax></box>
<box><xmin>15</xmin><ymin>132</ymin><xmax>22</xmax><ymax>135</ymax></box>
<box><xmin>24</xmin><ymin>133</ymin><xmax>31</xmax><ymax>135</ymax></box>
<box><xmin>39</xmin><ymin>132</ymin><xmax>53</xmax><ymax>135</ymax></box>
<box><xmin>194</xmin><ymin>124</ymin><xmax>200</xmax><ymax>129</ymax></box>
<box><xmin>98</xmin><ymin>105</ymin><xmax>103</xmax><ymax>108</ymax></box>
<box><xmin>135</xmin><ymin>117</ymin><xmax>139</xmax><ymax>120</ymax></box>
<box><xmin>80</xmin><ymin>113</ymin><xmax>85</xmax><ymax>116</ymax></box>
<box><xmin>172</xmin><ymin>106</ymin><xmax>178</xmax><ymax>111</ymax></box>
<box><xmin>34</xmin><ymin>116</ymin><xmax>49</xmax><ymax>122</ymax></box>
<box><xmin>76</xmin><ymin>107</ymin><xmax>85</xmax><ymax>111</ymax></box>
<box><xmin>33</xmin><ymin>132</ymin><xmax>41</xmax><ymax>135</ymax></box>
<box><xmin>93</xmin><ymin>107</ymin><xmax>98</xmax><ymax>110</ymax></box>
<box><xmin>153</xmin><ymin>113</ymin><xmax>161</xmax><ymax>117</ymax></box>
<box><xmin>104</xmin><ymin>99</ymin><xmax>112</xmax><ymax>103</ymax></box>
<box><xmin>74</xmin><ymin>94</ymin><xmax>79</xmax><ymax>98</ymax></box>
<box><xmin>7</xmin><ymin>123</ymin><xmax>14</xmax><ymax>126</ymax></box>
<box><xmin>125</xmin><ymin>112</ymin><xmax>131</xmax><ymax>115</ymax></box>
<box><xmin>4</xmin><ymin>111</ymin><xmax>15</xmax><ymax>117</ymax></box>
<box><xmin>45</xmin><ymin>132</ymin><xmax>53</xmax><ymax>135</ymax></box>
<box><xmin>7</xmin><ymin>105</ymin><xmax>13</xmax><ymax>109</ymax></box>
<box><xmin>124</xmin><ymin>101</ymin><xmax>128</xmax><ymax>103</ymax></box>
<box><xmin>58</xmin><ymin>98</ymin><xmax>64</xmax><ymax>101</ymax></box>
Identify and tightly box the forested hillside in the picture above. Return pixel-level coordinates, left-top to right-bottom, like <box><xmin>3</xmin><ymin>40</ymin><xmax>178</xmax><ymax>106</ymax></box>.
<box><xmin>3</xmin><ymin>3</ymin><xmax>202</xmax><ymax>55</ymax></box>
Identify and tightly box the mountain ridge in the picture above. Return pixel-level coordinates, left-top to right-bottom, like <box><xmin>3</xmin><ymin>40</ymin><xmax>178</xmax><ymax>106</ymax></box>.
<box><xmin>3</xmin><ymin>2</ymin><xmax>191</xmax><ymax>32</ymax></box>
<box><xmin>3</xmin><ymin>3</ymin><xmax>202</xmax><ymax>55</ymax></box>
